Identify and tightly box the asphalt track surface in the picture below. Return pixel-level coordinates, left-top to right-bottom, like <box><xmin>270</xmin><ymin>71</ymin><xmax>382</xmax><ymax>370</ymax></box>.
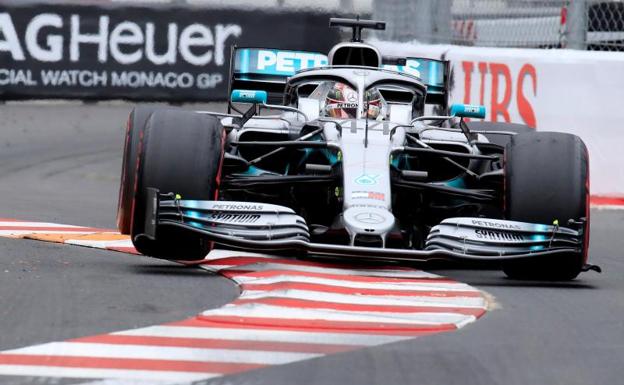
<box><xmin>0</xmin><ymin>102</ymin><xmax>622</xmax><ymax>385</ymax></box>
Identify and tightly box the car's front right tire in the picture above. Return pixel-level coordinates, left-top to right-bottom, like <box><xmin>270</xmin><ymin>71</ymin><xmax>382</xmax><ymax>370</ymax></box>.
<box><xmin>118</xmin><ymin>107</ymin><xmax>225</xmax><ymax>261</ymax></box>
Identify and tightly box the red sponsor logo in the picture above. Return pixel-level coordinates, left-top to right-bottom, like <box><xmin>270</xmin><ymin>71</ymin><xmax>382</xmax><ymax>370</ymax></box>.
<box><xmin>368</xmin><ymin>192</ymin><xmax>384</xmax><ymax>201</ymax></box>
<box><xmin>460</xmin><ymin>61</ymin><xmax>537</xmax><ymax>128</ymax></box>
<box><xmin>352</xmin><ymin>191</ymin><xmax>385</xmax><ymax>201</ymax></box>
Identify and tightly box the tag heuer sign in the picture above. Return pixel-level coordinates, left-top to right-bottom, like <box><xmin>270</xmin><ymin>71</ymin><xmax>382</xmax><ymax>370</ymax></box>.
<box><xmin>0</xmin><ymin>4</ymin><xmax>339</xmax><ymax>101</ymax></box>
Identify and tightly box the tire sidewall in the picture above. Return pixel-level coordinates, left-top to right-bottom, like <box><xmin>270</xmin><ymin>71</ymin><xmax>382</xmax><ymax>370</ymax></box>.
<box><xmin>503</xmin><ymin>131</ymin><xmax>589</xmax><ymax>280</ymax></box>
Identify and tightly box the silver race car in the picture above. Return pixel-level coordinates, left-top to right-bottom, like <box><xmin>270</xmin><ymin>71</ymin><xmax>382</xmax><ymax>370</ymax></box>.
<box><xmin>117</xmin><ymin>18</ymin><xmax>598</xmax><ymax>280</ymax></box>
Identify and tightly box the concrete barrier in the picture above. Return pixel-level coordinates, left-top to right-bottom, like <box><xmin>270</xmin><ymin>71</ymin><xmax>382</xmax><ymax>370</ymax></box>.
<box><xmin>376</xmin><ymin>41</ymin><xmax>624</xmax><ymax>197</ymax></box>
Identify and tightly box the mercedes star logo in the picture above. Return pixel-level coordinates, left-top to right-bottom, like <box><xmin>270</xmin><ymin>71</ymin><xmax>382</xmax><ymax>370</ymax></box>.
<box><xmin>354</xmin><ymin>212</ymin><xmax>385</xmax><ymax>225</ymax></box>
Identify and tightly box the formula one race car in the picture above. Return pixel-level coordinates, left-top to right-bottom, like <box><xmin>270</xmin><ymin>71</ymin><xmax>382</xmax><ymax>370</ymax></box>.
<box><xmin>117</xmin><ymin>18</ymin><xmax>596</xmax><ymax>280</ymax></box>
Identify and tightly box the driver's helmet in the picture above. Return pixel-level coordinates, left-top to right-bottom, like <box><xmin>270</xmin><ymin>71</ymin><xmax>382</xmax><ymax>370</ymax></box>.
<box><xmin>324</xmin><ymin>83</ymin><xmax>385</xmax><ymax>120</ymax></box>
<box><xmin>364</xmin><ymin>88</ymin><xmax>384</xmax><ymax>120</ymax></box>
<box><xmin>324</xmin><ymin>83</ymin><xmax>359</xmax><ymax>119</ymax></box>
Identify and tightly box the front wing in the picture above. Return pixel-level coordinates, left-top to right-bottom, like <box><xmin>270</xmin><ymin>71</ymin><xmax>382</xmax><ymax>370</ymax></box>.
<box><xmin>140</xmin><ymin>189</ymin><xmax>585</xmax><ymax>264</ymax></box>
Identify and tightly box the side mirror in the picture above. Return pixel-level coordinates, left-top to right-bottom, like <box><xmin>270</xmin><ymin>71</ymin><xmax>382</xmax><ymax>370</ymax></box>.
<box><xmin>230</xmin><ymin>89</ymin><xmax>268</xmax><ymax>104</ymax></box>
<box><xmin>450</xmin><ymin>103</ymin><xmax>486</xmax><ymax>119</ymax></box>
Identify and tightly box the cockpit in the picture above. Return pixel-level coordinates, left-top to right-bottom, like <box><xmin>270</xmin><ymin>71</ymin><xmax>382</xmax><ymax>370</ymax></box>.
<box><xmin>284</xmin><ymin>67</ymin><xmax>426</xmax><ymax>124</ymax></box>
<box><xmin>311</xmin><ymin>81</ymin><xmax>387</xmax><ymax>120</ymax></box>
<box><xmin>228</xmin><ymin>18</ymin><xmax>449</xmax><ymax>123</ymax></box>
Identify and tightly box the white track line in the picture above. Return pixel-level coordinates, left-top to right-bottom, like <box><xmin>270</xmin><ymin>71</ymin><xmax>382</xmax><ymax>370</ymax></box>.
<box><xmin>66</xmin><ymin>239</ymin><xmax>135</xmax><ymax>248</ymax></box>
<box><xmin>203</xmin><ymin>262</ymin><xmax>441</xmax><ymax>279</ymax></box>
<box><xmin>202</xmin><ymin>249</ymin><xmax>276</xmax><ymax>260</ymax></box>
<box><xmin>592</xmin><ymin>204</ymin><xmax>624</xmax><ymax>210</ymax></box>
<box><xmin>6</xmin><ymin>342</ymin><xmax>319</xmax><ymax>365</ymax></box>
<box><xmin>0</xmin><ymin>230</ymin><xmax>99</xmax><ymax>236</ymax></box>
<box><xmin>0</xmin><ymin>366</ymin><xmax>215</xmax><ymax>382</ymax></box>
<box><xmin>113</xmin><ymin>326</ymin><xmax>408</xmax><ymax>346</ymax></box>
<box><xmin>233</xmin><ymin>274</ymin><xmax>475</xmax><ymax>292</ymax></box>
<box><xmin>201</xmin><ymin>303</ymin><xmax>474</xmax><ymax>326</ymax></box>
<box><xmin>239</xmin><ymin>289</ymin><xmax>487</xmax><ymax>308</ymax></box>
<box><xmin>72</xmin><ymin>379</ymin><xmax>184</xmax><ymax>385</ymax></box>
<box><xmin>0</xmin><ymin>221</ymin><xmax>88</xmax><ymax>228</ymax></box>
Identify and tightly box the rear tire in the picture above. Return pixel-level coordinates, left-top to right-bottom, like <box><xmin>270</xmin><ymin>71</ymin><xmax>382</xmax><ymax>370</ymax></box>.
<box><xmin>503</xmin><ymin>132</ymin><xmax>589</xmax><ymax>280</ymax></box>
<box><xmin>125</xmin><ymin>108</ymin><xmax>225</xmax><ymax>260</ymax></box>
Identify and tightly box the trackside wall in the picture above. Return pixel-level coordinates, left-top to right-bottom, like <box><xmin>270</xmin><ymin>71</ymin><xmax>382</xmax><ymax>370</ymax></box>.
<box><xmin>0</xmin><ymin>3</ymin><xmax>340</xmax><ymax>101</ymax></box>
<box><xmin>376</xmin><ymin>41</ymin><xmax>624</xmax><ymax>196</ymax></box>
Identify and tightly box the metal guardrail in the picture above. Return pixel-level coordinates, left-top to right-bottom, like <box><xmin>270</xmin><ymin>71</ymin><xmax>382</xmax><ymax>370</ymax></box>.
<box><xmin>373</xmin><ymin>0</ymin><xmax>624</xmax><ymax>51</ymax></box>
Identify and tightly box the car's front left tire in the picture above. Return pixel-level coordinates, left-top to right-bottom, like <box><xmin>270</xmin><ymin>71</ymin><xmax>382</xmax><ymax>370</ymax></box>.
<box><xmin>503</xmin><ymin>131</ymin><xmax>589</xmax><ymax>280</ymax></box>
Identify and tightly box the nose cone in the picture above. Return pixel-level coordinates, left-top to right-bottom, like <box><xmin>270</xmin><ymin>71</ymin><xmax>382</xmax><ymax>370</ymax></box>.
<box><xmin>343</xmin><ymin>206</ymin><xmax>395</xmax><ymax>237</ymax></box>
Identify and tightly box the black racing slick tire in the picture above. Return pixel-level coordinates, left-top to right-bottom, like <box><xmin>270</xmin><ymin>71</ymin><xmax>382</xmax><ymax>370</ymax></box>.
<box><xmin>126</xmin><ymin>108</ymin><xmax>225</xmax><ymax>260</ymax></box>
<box><xmin>466</xmin><ymin>121</ymin><xmax>534</xmax><ymax>147</ymax></box>
<box><xmin>117</xmin><ymin>105</ymin><xmax>159</xmax><ymax>235</ymax></box>
<box><xmin>503</xmin><ymin>131</ymin><xmax>590</xmax><ymax>281</ymax></box>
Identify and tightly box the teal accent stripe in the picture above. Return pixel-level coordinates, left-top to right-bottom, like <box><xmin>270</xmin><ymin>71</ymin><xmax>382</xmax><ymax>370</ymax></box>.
<box><xmin>241</xmin><ymin>49</ymin><xmax>250</xmax><ymax>74</ymax></box>
<box><xmin>445</xmin><ymin>177</ymin><xmax>466</xmax><ymax>188</ymax></box>
<box><xmin>429</xmin><ymin>60</ymin><xmax>439</xmax><ymax>87</ymax></box>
